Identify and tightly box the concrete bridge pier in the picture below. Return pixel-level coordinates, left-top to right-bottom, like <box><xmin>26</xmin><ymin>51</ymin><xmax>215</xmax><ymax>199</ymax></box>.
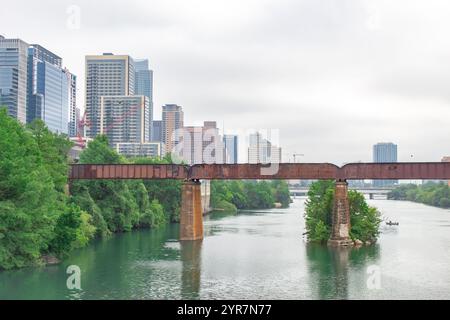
<box><xmin>180</xmin><ymin>180</ymin><xmax>204</xmax><ymax>241</ymax></box>
<box><xmin>328</xmin><ymin>180</ymin><xmax>354</xmax><ymax>247</ymax></box>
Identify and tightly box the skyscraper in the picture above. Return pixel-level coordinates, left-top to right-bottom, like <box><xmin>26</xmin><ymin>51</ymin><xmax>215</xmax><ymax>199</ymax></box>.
<box><xmin>134</xmin><ymin>59</ymin><xmax>153</xmax><ymax>139</ymax></box>
<box><xmin>223</xmin><ymin>134</ymin><xmax>238</xmax><ymax>164</ymax></box>
<box><xmin>67</xmin><ymin>73</ymin><xmax>77</xmax><ymax>137</ymax></box>
<box><xmin>85</xmin><ymin>53</ymin><xmax>135</xmax><ymax>138</ymax></box>
<box><xmin>100</xmin><ymin>95</ymin><xmax>150</xmax><ymax>147</ymax></box>
<box><xmin>248</xmin><ymin>132</ymin><xmax>282</xmax><ymax>164</ymax></box>
<box><xmin>373</xmin><ymin>142</ymin><xmax>398</xmax><ymax>187</ymax></box>
<box><xmin>162</xmin><ymin>104</ymin><xmax>184</xmax><ymax>154</ymax></box>
<box><xmin>27</xmin><ymin>44</ymin><xmax>72</xmax><ymax>134</ymax></box>
<box><xmin>0</xmin><ymin>36</ymin><xmax>29</xmax><ymax>123</ymax></box>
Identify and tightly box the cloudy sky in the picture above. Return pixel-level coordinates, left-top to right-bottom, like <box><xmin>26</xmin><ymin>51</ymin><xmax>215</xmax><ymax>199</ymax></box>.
<box><xmin>2</xmin><ymin>0</ymin><xmax>450</xmax><ymax>164</ymax></box>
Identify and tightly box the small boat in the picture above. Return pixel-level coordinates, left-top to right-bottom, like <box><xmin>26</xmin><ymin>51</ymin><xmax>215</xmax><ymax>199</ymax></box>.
<box><xmin>386</xmin><ymin>220</ymin><xmax>399</xmax><ymax>226</ymax></box>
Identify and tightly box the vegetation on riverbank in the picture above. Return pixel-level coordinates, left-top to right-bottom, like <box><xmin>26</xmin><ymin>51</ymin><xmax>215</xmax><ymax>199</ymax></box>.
<box><xmin>388</xmin><ymin>182</ymin><xmax>450</xmax><ymax>208</ymax></box>
<box><xmin>304</xmin><ymin>180</ymin><xmax>381</xmax><ymax>244</ymax></box>
<box><xmin>0</xmin><ymin>109</ymin><xmax>182</xmax><ymax>269</ymax></box>
<box><xmin>210</xmin><ymin>180</ymin><xmax>291</xmax><ymax>213</ymax></box>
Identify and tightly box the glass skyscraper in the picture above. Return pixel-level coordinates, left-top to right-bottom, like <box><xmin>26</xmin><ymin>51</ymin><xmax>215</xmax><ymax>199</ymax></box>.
<box><xmin>373</xmin><ymin>142</ymin><xmax>398</xmax><ymax>187</ymax></box>
<box><xmin>0</xmin><ymin>36</ymin><xmax>29</xmax><ymax>123</ymax></box>
<box><xmin>27</xmin><ymin>45</ymin><xmax>72</xmax><ymax>134</ymax></box>
<box><xmin>223</xmin><ymin>134</ymin><xmax>238</xmax><ymax>164</ymax></box>
<box><xmin>134</xmin><ymin>59</ymin><xmax>153</xmax><ymax>139</ymax></box>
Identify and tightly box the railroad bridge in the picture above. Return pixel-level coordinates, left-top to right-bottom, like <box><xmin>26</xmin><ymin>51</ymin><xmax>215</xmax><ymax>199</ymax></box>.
<box><xmin>69</xmin><ymin>162</ymin><xmax>450</xmax><ymax>246</ymax></box>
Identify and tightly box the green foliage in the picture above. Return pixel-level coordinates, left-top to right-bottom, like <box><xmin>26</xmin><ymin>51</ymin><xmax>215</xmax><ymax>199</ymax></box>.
<box><xmin>304</xmin><ymin>180</ymin><xmax>381</xmax><ymax>244</ymax></box>
<box><xmin>388</xmin><ymin>182</ymin><xmax>450</xmax><ymax>208</ymax></box>
<box><xmin>0</xmin><ymin>109</ymin><xmax>95</xmax><ymax>269</ymax></box>
<box><xmin>211</xmin><ymin>180</ymin><xmax>291</xmax><ymax>211</ymax></box>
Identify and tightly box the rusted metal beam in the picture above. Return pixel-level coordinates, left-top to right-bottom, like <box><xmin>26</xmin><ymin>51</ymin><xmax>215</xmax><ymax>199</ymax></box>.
<box><xmin>69</xmin><ymin>162</ymin><xmax>450</xmax><ymax>180</ymax></box>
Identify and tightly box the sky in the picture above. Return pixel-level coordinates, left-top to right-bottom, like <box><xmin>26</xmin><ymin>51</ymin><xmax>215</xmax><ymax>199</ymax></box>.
<box><xmin>2</xmin><ymin>0</ymin><xmax>450</xmax><ymax>164</ymax></box>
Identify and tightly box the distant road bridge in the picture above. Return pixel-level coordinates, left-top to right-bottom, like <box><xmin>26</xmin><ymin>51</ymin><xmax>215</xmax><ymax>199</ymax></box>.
<box><xmin>289</xmin><ymin>186</ymin><xmax>394</xmax><ymax>199</ymax></box>
<box><xmin>69</xmin><ymin>162</ymin><xmax>450</xmax><ymax>246</ymax></box>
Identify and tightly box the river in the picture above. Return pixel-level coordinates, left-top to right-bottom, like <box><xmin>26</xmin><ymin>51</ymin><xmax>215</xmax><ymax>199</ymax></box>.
<box><xmin>1</xmin><ymin>198</ymin><xmax>450</xmax><ymax>300</ymax></box>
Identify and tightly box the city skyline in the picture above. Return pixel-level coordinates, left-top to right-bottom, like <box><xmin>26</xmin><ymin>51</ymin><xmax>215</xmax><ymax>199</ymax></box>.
<box><xmin>1</xmin><ymin>0</ymin><xmax>450</xmax><ymax>163</ymax></box>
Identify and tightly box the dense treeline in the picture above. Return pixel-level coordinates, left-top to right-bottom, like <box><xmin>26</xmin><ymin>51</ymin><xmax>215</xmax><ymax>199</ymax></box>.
<box><xmin>305</xmin><ymin>181</ymin><xmax>381</xmax><ymax>244</ymax></box>
<box><xmin>388</xmin><ymin>182</ymin><xmax>450</xmax><ymax>208</ymax></box>
<box><xmin>211</xmin><ymin>180</ymin><xmax>291</xmax><ymax>213</ymax></box>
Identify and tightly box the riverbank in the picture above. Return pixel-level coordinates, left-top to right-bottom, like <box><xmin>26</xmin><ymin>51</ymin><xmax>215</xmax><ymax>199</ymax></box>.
<box><xmin>388</xmin><ymin>182</ymin><xmax>450</xmax><ymax>209</ymax></box>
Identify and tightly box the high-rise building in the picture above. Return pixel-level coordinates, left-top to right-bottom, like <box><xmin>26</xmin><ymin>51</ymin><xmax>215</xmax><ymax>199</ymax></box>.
<box><xmin>116</xmin><ymin>142</ymin><xmax>165</xmax><ymax>158</ymax></box>
<box><xmin>162</xmin><ymin>104</ymin><xmax>184</xmax><ymax>154</ymax></box>
<box><xmin>67</xmin><ymin>73</ymin><xmax>77</xmax><ymax>137</ymax></box>
<box><xmin>248</xmin><ymin>132</ymin><xmax>282</xmax><ymax>164</ymax></box>
<box><xmin>223</xmin><ymin>134</ymin><xmax>238</xmax><ymax>164</ymax></box>
<box><xmin>85</xmin><ymin>53</ymin><xmax>135</xmax><ymax>138</ymax></box>
<box><xmin>181</xmin><ymin>121</ymin><xmax>223</xmax><ymax>165</ymax></box>
<box><xmin>151</xmin><ymin>120</ymin><xmax>163</xmax><ymax>142</ymax></box>
<box><xmin>100</xmin><ymin>95</ymin><xmax>150</xmax><ymax>148</ymax></box>
<box><xmin>134</xmin><ymin>59</ymin><xmax>153</xmax><ymax>139</ymax></box>
<box><xmin>0</xmin><ymin>36</ymin><xmax>29</xmax><ymax>123</ymax></box>
<box><xmin>373</xmin><ymin>142</ymin><xmax>398</xmax><ymax>187</ymax></box>
<box><xmin>27</xmin><ymin>44</ymin><xmax>72</xmax><ymax>134</ymax></box>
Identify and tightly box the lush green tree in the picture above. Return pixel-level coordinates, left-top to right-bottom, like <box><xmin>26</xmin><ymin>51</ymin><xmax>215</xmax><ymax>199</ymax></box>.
<box><xmin>305</xmin><ymin>180</ymin><xmax>381</xmax><ymax>244</ymax></box>
<box><xmin>388</xmin><ymin>182</ymin><xmax>450</xmax><ymax>209</ymax></box>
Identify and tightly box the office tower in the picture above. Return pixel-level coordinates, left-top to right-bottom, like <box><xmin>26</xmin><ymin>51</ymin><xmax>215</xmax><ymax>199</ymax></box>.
<box><xmin>162</xmin><ymin>104</ymin><xmax>184</xmax><ymax>154</ymax></box>
<box><xmin>100</xmin><ymin>96</ymin><xmax>149</xmax><ymax>148</ymax></box>
<box><xmin>151</xmin><ymin>120</ymin><xmax>163</xmax><ymax>142</ymax></box>
<box><xmin>134</xmin><ymin>59</ymin><xmax>153</xmax><ymax>139</ymax></box>
<box><xmin>85</xmin><ymin>53</ymin><xmax>135</xmax><ymax>138</ymax></box>
<box><xmin>67</xmin><ymin>73</ymin><xmax>77</xmax><ymax>137</ymax></box>
<box><xmin>181</xmin><ymin>121</ymin><xmax>223</xmax><ymax>165</ymax></box>
<box><xmin>27</xmin><ymin>44</ymin><xmax>72</xmax><ymax>134</ymax></box>
<box><xmin>248</xmin><ymin>132</ymin><xmax>282</xmax><ymax>164</ymax></box>
<box><xmin>373</xmin><ymin>142</ymin><xmax>398</xmax><ymax>187</ymax></box>
<box><xmin>223</xmin><ymin>134</ymin><xmax>238</xmax><ymax>164</ymax></box>
<box><xmin>0</xmin><ymin>35</ymin><xmax>29</xmax><ymax>123</ymax></box>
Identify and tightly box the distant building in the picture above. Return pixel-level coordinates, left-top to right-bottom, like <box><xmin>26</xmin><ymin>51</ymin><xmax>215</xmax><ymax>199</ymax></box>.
<box><xmin>67</xmin><ymin>73</ymin><xmax>77</xmax><ymax>137</ymax></box>
<box><xmin>27</xmin><ymin>44</ymin><xmax>73</xmax><ymax>134</ymax></box>
<box><xmin>223</xmin><ymin>134</ymin><xmax>238</xmax><ymax>164</ymax></box>
<box><xmin>373</xmin><ymin>142</ymin><xmax>398</xmax><ymax>187</ymax></box>
<box><xmin>151</xmin><ymin>120</ymin><xmax>163</xmax><ymax>142</ymax></box>
<box><xmin>162</xmin><ymin>104</ymin><xmax>184</xmax><ymax>154</ymax></box>
<box><xmin>100</xmin><ymin>95</ymin><xmax>150</xmax><ymax>148</ymax></box>
<box><xmin>248</xmin><ymin>132</ymin><xmax>282</xmax><ymax>164</ymax></box>
<box><xmin>0</xmin><ymin>36</ymin><xmax>29</xmax><ymax>123</ymax></box>
<box><xmin>85</xmin><ymin>53</ymin><xmax>135</xmax><ymax>138</ymax></box>
<box><xmin>181</xmin><ymin>121</ymin><xmax>224</xmax><ymax>165</ymax></box>
<box><xmin>134</xmin><ymin>59</ymin><xmax>153</xmax><ymax>138</ymax></box>
<box><xmin>116</xmin><ymin>142</ymin><xmax>165</xmax><ymax>158</ymax></box>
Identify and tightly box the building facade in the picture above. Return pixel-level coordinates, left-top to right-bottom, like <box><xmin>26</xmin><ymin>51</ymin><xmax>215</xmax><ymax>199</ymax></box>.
<box><xmin>134</xmin><ymin>59</ymin><xmax>153</xmax><ymax>139</ymax></box>
<box><xmin>0</xmin><ymin>36</ymin><xmax>29</xmax><ymax>123</ymax></box>
<box><xmin>85</xmin><ymin>53</ymin><xmax>135</xmax><ymax>138</ymax></box>
<box><xmin>151</xmin><ymin>119</ymin><xmax>163</xmax><ymax>143</ymax></box>
<box><xmin>27</xmin><ymin>45</ymin><xmax>72</xmax><ymax>134</ymax></box>
<box><xmin>223</xmin><ymin>134</ymin><xmax>238</xmax><ymax>164</ymax></box>
<box><xmin>162</xmin><ymin>104</ymin><xmax>184</xmax><ymax>154</ymax></box>
<box><xmin>248</xmin><ymin>132</ymin><xmax>282</xmax><ymax>164</ymax></box>
<box><xmin>373</xmin><ymin>142</ymin><xmax>398</xmax><ymax>187</ymax></box>
<box><xmin>100</xmin><ymin>95</ymin><xmax>150</xmax><ymax>147</ymax></box>
<box><xmin>116</xmin><ymin>142</ymin><xmax>165</xmax><ymax>158</ymax></box>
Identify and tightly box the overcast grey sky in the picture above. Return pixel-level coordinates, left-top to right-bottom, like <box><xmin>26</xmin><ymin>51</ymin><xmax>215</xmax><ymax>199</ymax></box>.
<box><xmin>2</xmin><ymin>0</ymin><xmax>450</xmax><ymax>164</ymax></box>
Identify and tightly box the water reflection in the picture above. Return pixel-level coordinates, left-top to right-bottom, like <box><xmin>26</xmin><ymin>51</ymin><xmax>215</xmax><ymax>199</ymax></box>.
<box><xmin>306</xmin><ymin>244</ymin><xmax>380</xmax><ymax>299</ymax></box>
<box><xmin>180</xmin><ymin>240</ymin><xmax>202</xmax><ymax>299</ymax></box>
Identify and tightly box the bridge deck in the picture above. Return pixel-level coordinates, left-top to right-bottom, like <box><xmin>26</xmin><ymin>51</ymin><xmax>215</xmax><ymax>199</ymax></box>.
<box><xmin>69</xmin><ymin>162</ymin><xmax>450</xmax><ymax>180</ymax></box>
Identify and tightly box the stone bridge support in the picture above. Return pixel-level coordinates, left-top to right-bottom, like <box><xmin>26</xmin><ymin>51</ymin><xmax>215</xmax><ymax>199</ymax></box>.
<box><xmin>180</xmin><ymin>180</ymin><xmax>204</xmax><ymax>241</ymax></box>
<box><xmin>328</xmin><ymin>180</ymin><xmax>354</xmax><ymax>247</ymax></box>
